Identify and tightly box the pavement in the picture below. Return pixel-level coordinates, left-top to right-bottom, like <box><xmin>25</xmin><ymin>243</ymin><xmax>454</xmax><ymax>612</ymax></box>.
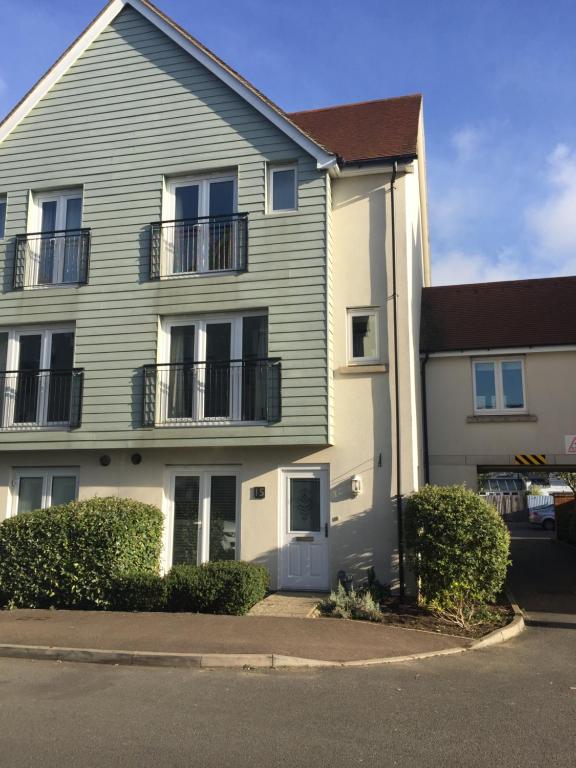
<box><xmin>247</xmin><ymin>591</ymin><xmax>325</xmax><ymax>618</ymax></box>
<box><xmin>507</xmin><ymin>521</ymin><xmax>576</xmax><ymax>627</ymax></box>
<box><xmin>0</xmin><ymin>625</ymin><xmax>573</xmax><ymax>768</ymax></box>
<box><xmin>0</xmin><ymin>607</ymin><xmax>470</xmax><ymax>664</ymax></box>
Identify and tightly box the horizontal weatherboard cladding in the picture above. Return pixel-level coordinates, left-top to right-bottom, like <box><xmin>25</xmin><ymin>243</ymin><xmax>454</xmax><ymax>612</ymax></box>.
<box><xmin>0</xmin><ymin>5</ymin><xmax>329</xmax><ymax>451</ymax></box>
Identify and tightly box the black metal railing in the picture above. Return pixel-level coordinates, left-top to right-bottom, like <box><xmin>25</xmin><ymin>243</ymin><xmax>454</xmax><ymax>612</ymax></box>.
<box><xmin>142</xmin><ymin>359</ymin><xmax>281</xmax><ymax>427</ymax></box>
<box><xmin>150</xmin><ymin>213</ymin><xmax>248</xmax><ymax>279</ymax></box>
<box><xmin>13</xmin><ymin>229</ymin><xmax>90</xmax><ymax>289</ymax></box>
<box><xmin>0</xmin><ymin>369</ymin><xmax>84</xmax><ymax>429</ymax></box>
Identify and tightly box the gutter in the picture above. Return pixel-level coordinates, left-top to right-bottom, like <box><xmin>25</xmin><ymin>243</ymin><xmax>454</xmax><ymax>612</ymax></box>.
<box><xmin>420</xmin><ymin>353</ymin><xmax>430</xmax><ymax>484</ymax></box>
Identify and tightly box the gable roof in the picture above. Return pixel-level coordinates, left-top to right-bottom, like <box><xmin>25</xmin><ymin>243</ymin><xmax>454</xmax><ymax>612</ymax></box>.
<box><xmin>0</xmin><ymin>0</ymin><xmax>336</xmax><ymax>169</ymax></box>
<box><xmin>421</xmin><ymin>276</ymin><xmax>576</xmax><ymax>353</ymax></box>
<box><xmin>289</xmin><ymin>95</ymin><xmax>422</xmax><ymax>164</ymax></box>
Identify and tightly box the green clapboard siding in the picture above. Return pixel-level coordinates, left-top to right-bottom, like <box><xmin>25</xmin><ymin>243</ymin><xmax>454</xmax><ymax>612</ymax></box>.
<box><xmin>0</xmin><ymin>5</ymin><xmax>329</xmax><ymax>451</ymax></box>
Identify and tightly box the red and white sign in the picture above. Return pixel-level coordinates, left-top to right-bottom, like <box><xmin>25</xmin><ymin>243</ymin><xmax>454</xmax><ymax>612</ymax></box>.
<box><xmin>565</xmin><ymin>435</ymin><xmax>576</xmax><ymax>454</ymax></box>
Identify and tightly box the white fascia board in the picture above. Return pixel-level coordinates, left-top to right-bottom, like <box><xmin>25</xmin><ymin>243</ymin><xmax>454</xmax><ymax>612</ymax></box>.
<box><xmin>0</xmin><ymin>0</ymin><xmax>337</xmax><ymax>171</ymax></box>
<box><xmin>426</xmin><ymin>345</ymin><xmax>576</xmax><ymax>358</ymax></box>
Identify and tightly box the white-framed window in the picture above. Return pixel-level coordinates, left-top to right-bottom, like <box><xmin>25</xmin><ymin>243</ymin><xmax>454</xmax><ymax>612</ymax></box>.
<box><xmin>473</xmin><ymin>359</ymin><xmax>526</xmax><ymax>412</ymax></box>
<box><xmin>0</xmin><ymin>195</ymin><xmax>6</xmax><ymax>239</ymax></box>
<box><xmin>164</xmin><ymin>467</ymin><xmax>239</xmax><ymax>570</ymax></box>
<box><xmin>160</xmin><ymin>173</ymin><xmax>239</xmax><ymax>276</ymax></box>
<box><xmin>267</xmin><ymin>164</ymin><xmax>297</xmax><ymax>213</ymax></box>
<box><xmin>26</xmin><ymin>188</ymin><xmax>84</xmax><ymax>286</ymax></box>
<box><xmin>157</xmin><ymin>313</ymin><xmax>268</xmax><ymax>424</ymax></box>
<box><xmin>347</xmin><ymin>308</ymin><xmax>381</xmax><ymax>364</ymax></box>
<box><xmin>10</xmin><ymin>467</ymin><xmax>79</xmax><ymax>517</ymax></box>
<box><xmin>0</xmin><ymin>326</ymin><xmax>75</xmax><ymax>429</ymax></box>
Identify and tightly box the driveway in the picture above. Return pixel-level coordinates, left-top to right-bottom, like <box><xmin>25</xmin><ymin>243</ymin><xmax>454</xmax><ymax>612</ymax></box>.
<box><xmin>507</xmin><ymin>522</ymin><xmax>576</xmax><ymax>626</ymax></box>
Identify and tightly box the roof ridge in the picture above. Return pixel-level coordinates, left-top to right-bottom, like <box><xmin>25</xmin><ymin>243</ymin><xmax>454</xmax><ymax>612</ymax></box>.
<box><xmin>289</xmin><ymin>93</ymin><xmax>422</xmax><ymax>116</ymax></box>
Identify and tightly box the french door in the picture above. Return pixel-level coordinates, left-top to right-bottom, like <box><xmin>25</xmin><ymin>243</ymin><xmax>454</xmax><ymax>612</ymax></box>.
<box><xmin>165</xmin><ymin>468</ymin><xmax>238</xmax><ymax>569</ymax></box>
<box><xmin>165</xmin><ymin>175</ymin><xmax>236</xmax><ymax>274</ymax></box>
<box><xmin>2</xmin><ymin>329</ymin><xmax>75</xmax><ymax>428</ymax></box>
<box><xmin>33</xmin><ymin>191</ymin><xmax>83</xmax><ymax>285</ymax></box>
<box><xmin>160</xmin><ymin>315</ymin><xmax>267</xmax><ymax>423</ymax></box>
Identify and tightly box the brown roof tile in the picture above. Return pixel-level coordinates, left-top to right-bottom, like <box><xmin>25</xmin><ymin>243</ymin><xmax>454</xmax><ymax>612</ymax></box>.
<box><xmin>289</xmin><ymin>94</ymin><xmax>422</xmax><ymax>164</ymax></box>
<box><xmin>421</xmin><ymin>276</ymin><xmax>576</xmax><ymax>352</ymax></box>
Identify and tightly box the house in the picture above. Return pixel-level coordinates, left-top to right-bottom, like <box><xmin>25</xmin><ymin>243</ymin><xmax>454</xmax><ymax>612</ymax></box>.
<box><xmin>0</xmin><ymin>0</ymin><xmax>429</xmax><ymax>591</ymax></box>
<box><xmin>421</xmin><ymin>276</ymin><xmax>576</xmax><ymax>490</ymax></box>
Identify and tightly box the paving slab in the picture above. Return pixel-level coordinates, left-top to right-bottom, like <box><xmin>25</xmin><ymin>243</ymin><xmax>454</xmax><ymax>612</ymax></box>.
<box><xmin>0</xmin><ymin>609</ymin><xmax>470</xmax><ymax>663</ymax></box>
<box><xmin>248</xmin><ymin>591</ymin><xmax>326</xmax><ymax>618</ymax></box>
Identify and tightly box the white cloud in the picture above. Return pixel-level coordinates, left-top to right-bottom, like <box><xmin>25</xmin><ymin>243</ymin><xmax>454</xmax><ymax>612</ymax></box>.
<box><xmin>451</xmin><ymin>126</ymin><xmax>482</xmax><ymax>161</ymax></box>
<box><xmin>526</xmin><ymin>144</ymin><xmax>576</xmax><ymax>266</ymax></box>
<box><xmin>431</xmin><ymin>248</ymin><xmax>527</xmax><ymax>286</ymax></box>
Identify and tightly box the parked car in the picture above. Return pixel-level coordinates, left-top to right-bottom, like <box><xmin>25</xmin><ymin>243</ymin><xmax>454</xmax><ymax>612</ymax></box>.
<box><xmin>528</xmin><ymin>501</ymin><xmax>556</xmax><ymax>531</ymax></box>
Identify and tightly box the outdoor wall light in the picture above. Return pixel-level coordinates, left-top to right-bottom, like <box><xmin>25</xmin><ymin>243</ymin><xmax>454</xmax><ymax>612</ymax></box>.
<box><xmin>351</xmin><ymin>475</ymin><xmax>362</xmax><ymax>497</ymax></box>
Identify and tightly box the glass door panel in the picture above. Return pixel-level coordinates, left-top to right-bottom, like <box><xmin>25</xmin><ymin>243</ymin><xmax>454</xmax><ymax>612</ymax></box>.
<box><xmin>209</xmin><ymin>180</ymin><xmax>235</xmax><ymax>270</ymax></box>
<box><xmin>242</xmin><ymin>316</ymin><xmax>267</xmax><ymax>421</ymax></box>
<box><xmin>168</xmin><ymin>325</ymin><xmax>195</xmax><ymax>419</ymax></box>
<box><xmin>173</xmin><ymin>185</ymin><xmax>200</xmax><ymax>273</ymax></box>
<box><xmin>173</xmin><ymin>476</ymin><xmax>201</xmax><ymax>565</ymax></box>
<box><xmin>17</xmin><ymin>476</ymin><xmax>44</xmax><ymax>515</ymax></box>
<box><xmin>62</xmin><ymin>197</ymin><xmax>83</xmax><ymax>283</ymax></box>
<box><xmin>47</xmin><ymin>331</ymin><xmax>74</xmax><ymax>423</ymax></box>
<box><xmin>51</xmin><ymin>475</ymin><xmax>77</xmax><ymax>507</ymax></box>
<box><xmin>15</xmin><ymin>334</ymin><xmax>42</xmax><ymax>424</ymax></box>
<box><xmin>209</xmin><ymin>475</ymin><xmax>237</xmax><ymax>561</ymax></box>
<box><xmin>38</xmin><ymin>200</ymin><xmax>58</xmax><ymax>284</ymax></box>
<box><xmin>204</xmin><ymin>323</ymin><xmax>231</xmax><ymax>418</ymax></box>
<box><xmin>289</xmin><ymin>478</ymin><xmax>321</xmax><ymax>532</ymax></box>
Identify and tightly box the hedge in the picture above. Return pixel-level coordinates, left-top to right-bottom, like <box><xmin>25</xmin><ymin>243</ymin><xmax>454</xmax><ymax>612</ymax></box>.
<box><xmin>166</xmin><ymin>561</ymin><xmax>269</xmax><ymax>615</ymax></box>
<box><xmin>404</xmin><ymin>485</ymin><xmax>510</xmax><ymax>608</ymax></box>
<box><xmin>108</xmin><ymin>572</ymin><xmax>168</xmax><ymax>612</ymax></box>
<box><xmin>0</xmin><ymin>497</ymin><xmax>163</xmax><ymax>609</ymax></box>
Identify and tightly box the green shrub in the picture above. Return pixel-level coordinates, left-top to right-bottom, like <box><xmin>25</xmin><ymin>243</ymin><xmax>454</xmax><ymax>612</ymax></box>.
<box><xmin>404</xmin><ymin>485</ymin><xmax>510</xmax><ymax>608</ymax></box>
<box><xmin>0</xmin><ymin>497</ymin><xmax>163</xmax><ymax>610</ymax></box>
<box><xmin>166</xmin><ymin>561</ymin><xmax>269</xmax><ymax>615</ymax></box>
<box><xmin>108</xmin><ymin>572</ymin><xmax>168</xmax><ymax>612</ymax></box>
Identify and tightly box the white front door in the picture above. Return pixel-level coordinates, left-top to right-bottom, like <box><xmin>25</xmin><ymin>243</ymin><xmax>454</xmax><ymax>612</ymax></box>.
<box><xmin>280</xmin><ymin>467</ymin><xmax>329</xmax><ymax>591</ymax></box>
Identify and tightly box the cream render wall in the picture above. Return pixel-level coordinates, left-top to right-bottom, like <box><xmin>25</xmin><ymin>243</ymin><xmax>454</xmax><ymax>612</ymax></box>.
<box><xmin>426</xmin><ymin>349</ymin><xmax>576</xmax><ymax>487</ymax></box>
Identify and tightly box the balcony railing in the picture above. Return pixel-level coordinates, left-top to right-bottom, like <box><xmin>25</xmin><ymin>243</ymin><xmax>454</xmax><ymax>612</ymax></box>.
<box><xmin>142</xmin><ymin>359</ymin><xmax>281</xmax><ymax>427</ymax></box>
<box><xmin>14</xmin><ymin>229</ymin><xmax>90</xmax><ymax>289</ymax></box>
<box><xmin>0</xmin><ymin>369</ymin><xmax>84</xmax><ymax>430</ymax></box>
<box><xmin>150</xmin><ymin>213</ymin><xmax>248</xmax><ymax>279</ymax></box>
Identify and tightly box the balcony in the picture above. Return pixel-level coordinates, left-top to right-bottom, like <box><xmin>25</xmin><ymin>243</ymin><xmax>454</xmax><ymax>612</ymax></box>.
<box><xmin>142</xmin><ymin>359</ymin><xmax>281</xmax><ymax>427</ymax></box>
<box><xmin>13</xmin><ymin>229</ymin><xmax>90</xmax><ymax>289</ymax></box>
<box><xmin>150</xmin><ymin>213</ymin><xmax>248</xmax><ymax>279</ymax></box>
<box><xmin>0</xmin><ymin>369</ymin><xmax>84</xmax><ymax>430</ymax></box>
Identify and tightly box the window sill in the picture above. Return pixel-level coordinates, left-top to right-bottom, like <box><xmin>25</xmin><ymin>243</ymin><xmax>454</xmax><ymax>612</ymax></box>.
<box><xmin>336</xmin><ymin>364</ymin><xmax>388</xmax><ymax>375</ymax></box>
<box><xmin>158</xmin><ymin>269</ymin><xmax>244</xmax><ymax>281</ymax></box>
<box><xmin>466</xmin><ymin>414</ymin><xmax>538</xmax><ymax>424</ymax></box>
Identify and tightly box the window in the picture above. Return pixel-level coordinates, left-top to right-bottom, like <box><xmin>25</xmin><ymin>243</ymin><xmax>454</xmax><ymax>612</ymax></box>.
<box><xmin>166</xmin><ymin>468</ymin><xmax>238</xmax><ymax>569</ymax></box>
<box><xmin>159</xmin><ymin>174</ymin><xmax>242</xmax><ymax>276</ymax></box>
<box><xmin>268</xmin><ymin>165</ymin><xmax>297</xmax><ymax>212</ymax></box>
<box><xmin>0</xmin><ymin>327</ymin><xmax>76</xmax><ymax>429</ymax></box>
<box><xmin>18</xmin><ymin>189</ymin><xmax>87</xmax><ymax>288</ymax></box>
<box><xmin>11</xmin><ymin>468</ymin><xmax>78</xmax><ymax>516</ymax></box>
<box><xmin>157</xmin><ymin>314</ymin><xmax>268</xmax><ymax>423</ymax></box>
<box><xmin>473</xmin><ymin>359</ymin><xmax>525</xmax><ymax>412</ymax></box>
<box><xmin>347</xmin><ymin>308</ymin><xmax>381</xmax><ymax>364</ymax></box>
<box><xmin>0</xmin><ymin>196</ymin><xmax>6</xmax><ymax>239</ymax></box>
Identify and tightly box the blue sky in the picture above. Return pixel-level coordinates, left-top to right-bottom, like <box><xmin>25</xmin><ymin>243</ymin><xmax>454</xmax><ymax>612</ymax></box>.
<box><xmin>1</xmin><ymin>0</ymin><xmax>576</xmax><ymax>285</ymax></box>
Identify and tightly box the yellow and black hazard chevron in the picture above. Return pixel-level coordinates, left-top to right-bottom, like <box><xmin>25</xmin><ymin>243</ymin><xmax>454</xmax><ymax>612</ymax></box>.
<box><xmin>514</xmin><ymin>454</ymin><xmax>547</xmax><ymax>466</ymax></box>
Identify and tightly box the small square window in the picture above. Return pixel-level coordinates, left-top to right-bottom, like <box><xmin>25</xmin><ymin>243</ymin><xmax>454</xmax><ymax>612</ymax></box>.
<box><xmin>347</xmin><ymin>309</ymin><xmax>380</xmax><ymax>364</ymax></box>
<box><xmin>0</xmin><ymin>196</ymin><xmax>6</xmax><ymax>239</ymax></box>
<box><xmin>268</xmin><ymin>165</ymin><xmax>297</xmax><ymax>212</ymax></box>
